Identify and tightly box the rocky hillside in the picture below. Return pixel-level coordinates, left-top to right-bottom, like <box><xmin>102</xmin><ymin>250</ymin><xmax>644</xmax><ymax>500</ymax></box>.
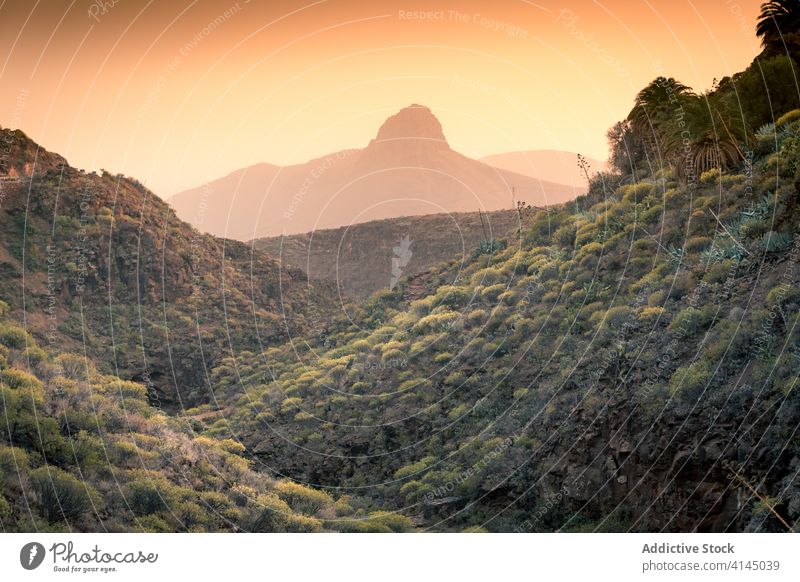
<box><xmin>253</xmin><ymin>209</ymin><xmax>521</xmax><ymax>298</ymax></box>
<box><xmin>0</xmin><ymin>127</ymin><xmax>337</xmax><ymax>409</ymax></box>
<box><xmin>170</xmin><ymin>105</ymin><xmax>581</xmax><ymax>239</ymax></box>
<box><xmin>0</xmin><ymin>304</ymin><xmax>410</xmax><ymax>532</ymax></box>
<box><xmin>202</xmin><ymin>126</ymin><xmax>800</xmax><ymax>531</ymax></box>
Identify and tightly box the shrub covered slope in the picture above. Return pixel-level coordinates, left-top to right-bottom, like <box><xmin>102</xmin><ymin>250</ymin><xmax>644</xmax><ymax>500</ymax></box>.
<box><xmin>207</xmin><ymin>110</ymin><xmax>800</xmax><ymax>532</ymax></box>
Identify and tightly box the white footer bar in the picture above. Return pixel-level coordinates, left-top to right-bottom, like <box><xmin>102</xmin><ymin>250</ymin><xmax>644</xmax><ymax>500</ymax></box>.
<box><xmin>1</xmin><ymin>533</ymin><xmax>797</xmax><ymax>581</ymax></box>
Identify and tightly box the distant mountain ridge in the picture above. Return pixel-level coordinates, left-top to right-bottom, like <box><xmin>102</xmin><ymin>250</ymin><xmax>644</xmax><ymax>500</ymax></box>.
<box><xmin>169</xmin><ymin>105</ymin><xmax>582</xmax><ymax>240</ymax></box>
<box><xmin>253</xmin><ymin>209</ymin><xmax>521</xmax><ymax>299</ymax></box>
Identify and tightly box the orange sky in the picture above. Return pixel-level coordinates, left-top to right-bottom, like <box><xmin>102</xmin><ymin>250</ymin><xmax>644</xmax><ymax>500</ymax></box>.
<box><xmin>0</xmin><ymin>0</ymin><xmax>762</xmax><ymax>197</ymax></box>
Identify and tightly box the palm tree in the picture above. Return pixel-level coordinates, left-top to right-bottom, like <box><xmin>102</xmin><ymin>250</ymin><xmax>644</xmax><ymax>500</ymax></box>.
<box><xmin>627</xmin><ymin>78</ymin><xmax>695</xmax><ymax>170</ymax></box>
<box><xmin>756</xmin><ymin>0</ymin><xmax>800</xmax><ymax>47</ymax></box>
<box><xmin>663</xmin><ymin>94</ymin><xmax>748</xmax><ymax>180</ymax></box>
<box><xmin>628</xmin><ymin>77</ymin><xmax>694</xmax><ymax>134</ymax></box>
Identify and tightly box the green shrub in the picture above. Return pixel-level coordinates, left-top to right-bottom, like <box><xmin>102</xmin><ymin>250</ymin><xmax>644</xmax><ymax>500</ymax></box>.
<box><xmin>703</xmin><ymin>320</ymin><xmax>751</xmax><ymax>363</ymax></box>
<box><xmin>432</xmin><ymin>285</ymin><xmax>470</xmax><ymax>309</ymax></box>
<box><xmin>552</xmin><ymin>223</ymin><xmax>577</xmax><ymax>247</ymax></box>
<box><xmin>443</xmin><ymin>370</ymin><xmax>465</xmax><ymax>386</ymax></box>
<box><xmin>54</xmin><ymin>353</ymin><xmax>91</xmax><ymax>379</ymax></box>
<box><xmin>394</xmin><ymin>456</ymin><xmax>434</xmax><ymax>480</ymax></box>
<box><xmin>684</xmin><ymin>236</ymin><xmax>711</xmax><ymax>253</ymax></box>
<box><xmin>739</xmin><ymin>219</ymin><xmax>769</xmax><ymax>239</ymax></box>
<box><xmin>30</xmin><ymin>466</ymin><xmax>99</xmax><ymax>523</ymax></box>
<box><xmin>647</xmin><ymin>289</ymin><xmax>668</xmax><ymax>307</ymax></box>
<box><xmin>448</xmin><ymin>403</ymin><xmax>470</xmax><ymax>419</ymax></box>
<box><xmin>779</xmin><ymin>133</ymin><xmax>800</xmax><ymax>177</ymax></box>
<box><xmin>513</xmin><ymin>387</ymin><xmax>530</xmax><ymax>399</ymax></box>
<box><xmin>23</xmin><ymin>345</ymin><xmax>47</xmax><ymax>366</ymax></box>
<box><xmin>470</xmin><ymin>266</ymin><xmax>506</xmax><ymax>286</ymax></box>
<box><xmin>699</xmin><ymin>168</ymin><xmax>721</xmax><ymax>184</ymax></box>
<box><xmin>286</xmin><ymin>513</ymin><xmax>323</xmax><ymax>532</ymax></box>
<box><xmin>365</xmin><ymin>511</ymin><xmax>413</xmax><ymax>532</ymax></box>
<box><xmin>0</xmin><ymin>444</ymin><xmax>29</xmax><ymax>485</ymax></box>
<box><xmin>434</xmin><ymin>352</ymin><xmax>453</xmax><ymax>365</ymax></box>
<box><xmin>106</xmin><ymin>379</ymin><xmax>148</xmax><ymax>402</ymax></box>
<box><xmin>0</xmin><ymin>325</ymin><xmax>30</xmax><ymax>349</ymax></box>
<box><xmin>620</xmin><ymin>182</ymin><xmax>655</xmax><ymax>204</ymax></box>
<box><xmin>766</xmin><ymin>284</ymin><xmax>800</xmax><ymax>309</ymax></box>
<box><xmin>126</xmin><ymin>477</ymin><xmax>179</xmax><ymax>515</ymax></box>
<box><xmin>480</xmin><ymin>284</ymin><xmax>506</xmax><ymax>303</ymax></box>
<box><xmin>240</xmin><ymin>491</ymin><xmax>287</xmax><ymax>531</ymax></box>
<box><xmin>473</xmin><ymin>238</ymin><xmax>507</xmax><ymax>257</ymax></box>
<box><xmin>382</xmin><ymin>348</ymin><xmax>406</xmax><ymax>363</ymax></box>
<box><xmin>274</xmin><ymin>481</ymin><xmax>333</xmax><ymax>516</ymax></box>
<box><xmin>758</xmin><ymin>231</ymin><xmax>793</xmax><ymax>253</ymax></box>
<box><xmin>577</xmin><ymin>241</ymin><xmax>603</xmax><ymax>258</ymax></box>
<box><xmin>669</xmin><ymin>361</ymin><xmax>712</xmax><ymax>400</ymax></box>
<box><xmin>575</xmin><ymin>223</ymin><xmax>599</xmax><ymax>247</ymax></box>
<box><xmin>280</xmin><ymin>397</ymin><xmax>302</xmax><ymax>413</ymax></box>
<box><xmin>640</xmin><ymin>205</ymin><xmax>663</xmax><ymax>225</ymax></box>
<box><xmin>776</xmin><ymin>108</ymin><xmax>800</xmax><ymax>127</ymax></box>
<box><xmin>591</xmin><ymin>306</ymin><xmax>634</xmax><ymax>330</ymax></box>
<box><xmin>466</xmin><ymin>308</ymin><xmax>488</xmax><ymax>326</ymax></box>
<box><xmin>669</xmin><ymin>307</ymin><xmax>711</xmax><ymax>337</ymax></box>
<box><xmin>736</xmin><ymin>56</ymin><xmax>800</xmax><ymax>130</ymax></box>
<box><xmin>638</xmin><ymin>306</ymin><xmax>664</xmax><ymax>325</ymax></box>
<box><xmin>1</xmin><ymin>368</ymin><xmax>43</xmax><ymax>392</ymax></box>
<box><xmin>332</xmin><ymin>496</ymin><xmax>354</xmax><ymax>517</ymax></box>
<box><xmin>0</xmin><ymin>492</ymin><xmax>10</xmax><ymax>520</ymax></box>
<box><xmin>703</xmin><ymin>261</ymin><xmax>734</xmax><ymax>285</ymax></box>
<box><xmin>668</xmin><ymin>272</ymin><xmax>695</xmax><ymax>300</ymax></box>
<box><xmin>349</xmin><ymin>339</ymin><xmax>370</xmax><ymax>352</ymax></box>
<box><xmin>720</xmin><ymin>174</ymin><xmax>746</xmax><ymax>188</ymax></box>
<box><xmin>412</xmin><ymin>311</ymin><xmax>458</xmax><ymax>334</ymax></box>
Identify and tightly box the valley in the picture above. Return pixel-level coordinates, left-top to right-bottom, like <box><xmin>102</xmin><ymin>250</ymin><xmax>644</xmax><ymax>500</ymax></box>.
<box><xmin>1</xmin><ymin>2</ymin><xmax>800</xmax><ymax>535</ymax></box>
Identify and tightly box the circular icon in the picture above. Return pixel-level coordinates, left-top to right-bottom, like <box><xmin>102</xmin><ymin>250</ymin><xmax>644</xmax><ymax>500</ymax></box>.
<box><xmin>20</xmin><ymin>542</ymin><xmax>46</xmax><ymax>570</ymax></box>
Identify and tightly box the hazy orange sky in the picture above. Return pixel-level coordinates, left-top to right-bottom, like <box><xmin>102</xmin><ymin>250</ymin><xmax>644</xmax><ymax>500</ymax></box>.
<box><xmin>0</xmin><ymin>0</ymin><xmax>762</xmax><ymax>197</ymax></box>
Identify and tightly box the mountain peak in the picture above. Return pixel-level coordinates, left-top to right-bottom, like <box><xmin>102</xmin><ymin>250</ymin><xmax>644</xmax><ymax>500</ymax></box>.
<box><xmin>370</xmin><ymin>104</ymin><xmax>448</xmax><ymax>148</ymax></box>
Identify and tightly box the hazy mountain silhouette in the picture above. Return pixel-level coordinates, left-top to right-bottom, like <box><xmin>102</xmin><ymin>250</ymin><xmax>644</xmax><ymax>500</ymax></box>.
<box><xmin>169</xmin><ymin>105</ymin><xmax>581</xmax><ymax>239</ymax></box>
